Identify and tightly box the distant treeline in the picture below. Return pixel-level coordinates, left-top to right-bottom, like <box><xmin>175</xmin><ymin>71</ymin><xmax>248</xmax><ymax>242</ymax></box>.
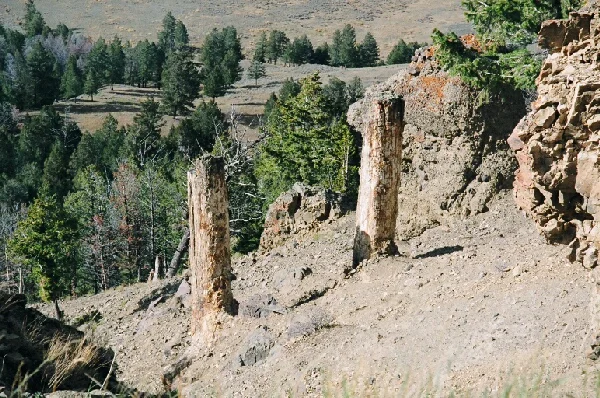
<box><xmin>251</xmin><ymin>26</ymin><xmax>426</xmax><ymax>67</ymax></box>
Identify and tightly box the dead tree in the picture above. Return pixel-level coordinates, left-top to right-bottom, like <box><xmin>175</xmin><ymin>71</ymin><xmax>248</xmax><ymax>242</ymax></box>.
<box><xmin>188</xmin><ymin>156</ymin><xmax>235</xmax><ymax>340</ymax></box>
<box><xmin>353</xmin><ymin>97</ymin><xmax>404</xmax><ymax>266</ymax></box>
<box><xmin>166</xmin><ymin>228</ymin><xmax>190</xmax><ymax>278</ymax></box>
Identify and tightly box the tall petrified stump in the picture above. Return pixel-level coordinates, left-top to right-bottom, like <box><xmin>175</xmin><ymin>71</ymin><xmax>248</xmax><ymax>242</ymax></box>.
<box><xmin>353</xmin><ymin>97</ymin><xmax>404</xmax><ymax>266</ymax></box>
<box><xmin>188</xmin><ymin>156</ymin><xmax>234</xmax><ymax>340</ymax></box>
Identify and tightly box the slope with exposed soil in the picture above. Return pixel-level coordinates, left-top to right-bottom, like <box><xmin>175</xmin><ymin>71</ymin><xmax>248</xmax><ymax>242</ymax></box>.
<box><xmin>36</xmin><ymin>191</ymin><xmax>599</xmax><ymax>396</ymax></box>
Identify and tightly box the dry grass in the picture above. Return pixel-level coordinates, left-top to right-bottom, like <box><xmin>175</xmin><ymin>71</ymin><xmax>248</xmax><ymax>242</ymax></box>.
<box><xmin>45</xmin><ymin>335</ymin><xmax>106</xmax><ymax>391</ymax></box>
<box><xmin>2</xmin><ymin>0</ymin><xmax>470</xmax><ymax>56</ymax></box>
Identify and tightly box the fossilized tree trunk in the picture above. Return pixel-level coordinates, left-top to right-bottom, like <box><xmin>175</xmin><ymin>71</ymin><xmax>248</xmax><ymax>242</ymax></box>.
<box><xmin>188</xmin><ymin>156</ymin><xmax>235</xmax><ymax>339</ymax></box>
<box><xmin>353</xmin><ymin>97</ymin><xmax>404</xmax><ymax>266</ymax></box>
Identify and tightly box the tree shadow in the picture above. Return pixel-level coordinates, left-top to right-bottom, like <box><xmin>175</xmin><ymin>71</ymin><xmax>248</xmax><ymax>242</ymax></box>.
<box><xmin>413</xmin><ymin>245</ymin><xmax>464</xmax><ymax>259</ymax></box>
<box><xmin>54</xmin><ymin>102</ymin><xmax>142</xmax><ymax>114</ymax></box>
<box><xmin>111</xmin><ymin>90</ymin><xmax>163</xmax><ymax>99</ymax></box>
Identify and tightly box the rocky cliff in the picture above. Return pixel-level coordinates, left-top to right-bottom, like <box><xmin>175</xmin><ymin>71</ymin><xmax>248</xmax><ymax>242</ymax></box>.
<box><xmin>509</xmin><ymin>8</ymin><xmax>600</xmax><ymax>268</ymax></box>
<box><xmin>348</xmin><ymin>47</ymin><xmax>526</xmax><ymax>238</ymax></box>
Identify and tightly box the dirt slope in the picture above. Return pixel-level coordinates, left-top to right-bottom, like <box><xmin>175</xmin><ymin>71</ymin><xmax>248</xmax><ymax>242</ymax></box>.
<box><xmin>1</xmin><ymin>0</ymin><xmax>470</xmax><ymax>55</ymax></box>
<box><xmin>35</xmin><ymin>191</ymin><xmax>600</xmax><ymax>396</ymax></box>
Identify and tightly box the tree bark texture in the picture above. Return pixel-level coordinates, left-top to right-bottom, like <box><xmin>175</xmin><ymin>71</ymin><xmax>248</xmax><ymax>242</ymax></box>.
<box><xmin>188</xmin><ymin>156</ymin><xmax>234</xmax><ymax>339</ymax></box>
<box><xmin>353</xmin><ymin>97</ymin><xmax>404</xmax><ymax>266</ymax></box>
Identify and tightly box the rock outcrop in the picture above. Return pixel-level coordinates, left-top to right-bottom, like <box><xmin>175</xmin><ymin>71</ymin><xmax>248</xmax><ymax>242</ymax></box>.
<box><xmin>509</xmin><ymin>10</ymin><xmax>600</xmax><ymax>268</ymax></box>
<box><xmin>0</xmin><ymin>293</ymin><xmax>115</xmax><ymax>394</ymax></box>
<box><xmin>259</xmin><ymin>183</ymin><xmax>345</xmax><ymax>251</ymax></box>
<box><xmin>348</xmin><ymin>47</ymin><xmax>526</xmax><ymax>238</ymax></box>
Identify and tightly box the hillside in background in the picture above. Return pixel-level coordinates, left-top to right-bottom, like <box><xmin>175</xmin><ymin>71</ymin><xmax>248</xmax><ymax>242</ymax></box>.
<box><xmin>0</xmin><ymin>0</ymin><xmax>470</xmax><ymax>55</ymax></box>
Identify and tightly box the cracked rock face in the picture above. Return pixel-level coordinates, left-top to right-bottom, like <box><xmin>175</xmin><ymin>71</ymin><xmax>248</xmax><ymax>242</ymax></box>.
<box><xmin>509</xmin><ymin>9</ymin><xmax>600</xmax><ymax>268</ymax></box>
<box><xmin>348</xmin><ymin>49</ymin><xmax>526</xmax><ymax>238</ymax></box>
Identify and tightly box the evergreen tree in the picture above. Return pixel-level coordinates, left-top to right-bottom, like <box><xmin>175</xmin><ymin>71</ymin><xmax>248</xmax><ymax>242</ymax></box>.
<box><xmin>202</xmin><ymin>66</ymin><xmax>226</xmax><ymax>98</ymax></box>
<box><xmin>322</xmin><ymin>77</ymin><xmax>348</xmax><ymax>117</ymax></box>
<box><xmin>0</xmin><ymin>103</ymin><xmax>17</xmax><ymax>177</ymax></box>
<box><xmin>70</xmin><ymin>114</ymin><xmax>125</xmax><ymax>178</ymax></box>
<box><xmin>158</xmin><ymin>12</ymin><xmax>177</xmax><ymax>54</ymax></box>
<box><xmin>313</xmin><ymin>42</ymin><xmax>330</xmax><ymax>65</ymax></box>
<box><xmin>64</xmin><ymin>166</ymin><xmax>121</xmax><ymax>292</ymax></box>
<box><xmin>8</xmin><ymin>194</ymin><xmax>78</xmax><ymax>318</ymax></box>
<box><xmin>172</xmin><ymin>100</ymin><xmax>226</xmax><ymax>159</ymax></box>
<box><xmin>26</xmin><ymin>41</ymin><xmax>59</xmax><ymax>107</ymax></box>
<box><xmin>108</xmin><ymin>36</ymin><xmax>126</xmax><ymax>88</ymax></box>
<box><xmin>266</xmin><ymin>30</ymin><xmax>289</xmax><ymax>64</ymax></box>
<box><xmin>387</xmin><ymin>39</ymin><xmax>423</xmax><ymax>65</ymax></box>
<box><xmin>6</xmin><ymin>51</ymin><xmax>34</xmax><ymax>110</ymax></box>
<box><xmin>54</xmin><ymin>23</ymin><xmax>70</xmax><ymax>42</ymax></box>
<box><xmin>86</xmin><ymin>38</ymin><xmax>110</xmax><ymax>84</ymax></box>
<box><xmin>125</xmin><ymin>97</ymin><xmax>164</xmax><ymax>167</ymax></box>
<box><xmin>285</xmin><ymin>35</ymin><xmax>314</xmax><ymax>65</ymax></box>
<box><xmin>40</xmin><ymin>143</ymin><xmax>71</xmax><ymax>200</ymax></box>
<box><xmin>358</xmin><ymin>32</ymin><xmax>379</xmax><ymax>67</ymax></box>
<box><xmin>330</xmin><ymin>25</ymin><xmax>359</xmax><ymax>67</ymax></box>
<box><xmin>174</xmin><ymin>20</ymin><xmax>189</xmax><ymax>49</ymax></box>
<box><xmin>84</xmin><ymin>69</ymin><xmax>101</xmax><ymax>101</ymax></box>
<box><xmin>135</xmin><ymin>40</ymin><xmax>159</xmax><ymax>87</ymax></box>
<box><xmin>200</xmin><ymin>27</ymin><xmax>243</xmax><ymax>97</ymax></box>
<box><xmin>160</xmin><ymin>50</ymin><xmax>201</xmax><ymax>117</ymax></box>
<box><xmin>346</xmin><ymin>76</ymin><xmax>364</xmax><ymax>104</ymax></box>
<box><xmin>247</xmin><ymin>60</ymin><xmax>266</xmax><ymax>87</ymax></box>
<box><xmin>60</xmin><ymin>54</ymin><xmax>83</xmax><ymax>99</ymax></box>
<box><xmin>24</xmin><ymin>0</ymin><xmax>46</xmax><ymax>38</ymax></box>
<box><xmin>255</xmin><ymin>73</ymin><xmax>358</xmax><ymax>203</ymax></box>
<box><xmin>253</xmin><ymin>31</ymin><xmax>268</xmax><ymax>63</ymax></box>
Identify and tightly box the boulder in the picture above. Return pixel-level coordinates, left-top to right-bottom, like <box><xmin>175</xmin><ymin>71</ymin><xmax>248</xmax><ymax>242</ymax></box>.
<box><xmin>237</xmin><ymin>327</ymin><xmax>275</xmax><ymax>366</ymax></box>
<box><xmin>259</xmin><ymin>183</ymin><xmax>345</xmax><ymax>251</ymax></box>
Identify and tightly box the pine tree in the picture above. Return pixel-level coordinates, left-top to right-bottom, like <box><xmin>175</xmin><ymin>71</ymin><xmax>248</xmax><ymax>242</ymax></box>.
<box><xmin>174</xmin><ymin>20</ymin><xmax>189</xmax><ymax>49</ymax></box>
<box><xmin>87</xmin><ymin>38</ymin><xmax>110</xmax><ymax>84</ymax></box>
<box><xmin>266</xmin><ymin>30</ymin><xmax>289</xmax><ymax>64</ymax></box>
<box><xmin>285</xmin><ymin>35</ymin><xmax>314</xmax><ymax>65</ymax></box>
<box><xmin>6</xmin><ymin>51</ymin><xmax>34</xmax><ymax>110</ymax></box>
<box><xmin>253</xmin><ymin>31</ymin><xmax>268</xmax><ymax>63</ymax></box>
<box><xmin>200</xmin><ymin>27</ymin><xmax>243</xmax><ymax>97</ymax></box>
<box><xmin>172</xmin><ymin>100</ymin><xmax>226</xmax><ymax>159</ymax></box>
<box><xmin>60</xmin><ymin>55</ymin><xmax>83</xmax><ymax>99</ymax></box>
<box><xmin>26</xmin><ymin>41</ymin><xmax>59</xmax><ymax>107</ymax></box>
<box><xmin>160</xmin><ymin>50</ymin><xmax>200</xmax><ymax>117</ymax></box>
<box><xmin>8</xmin><ymin>194</ymin><xmax>78</xmax><ymax>319</ymax></box>
<box><xmin>125</xmin><ymin>97</ymin><xmax>164</xmax><ymax>167</ymax></box>
<box><xmin>108</xmin><ymin>36</ymin><xmax>126</xmax><ymax>89</ymax></box>
<box><xmin>247</xmin><ymin>60</ymin><xmax>266</xmax><ymax>87</ymax></box>
<box><xmin>158</xmin><ymin>12</ymin><xmax>177</xmax><ymax>54</ymax></box>
<box><xmin>330</xmin><ymin>25</ymin><xmax>359</xmax><ymax>67</ymax></box>
<box><xmin>255</xmin><ymin>73</ymin><xmax>358</xmax><ymax>203</ymax></box>
<box><xmin>84</xmin><ymin>69</ymin><xmax>101</xmax><ymax>101</ymax></box>
<box><xmin>24</xmin><ymin>0</ymin><xmax>46</xmax><ymax>37</ymax></box>
<box><xmin>387</xmin><ymin>39</ymin><xmax>421</xmax><ymax>65</ymax></box>
<box><xmin>358</xmin><ymin>32</ymin><xmax>379</xmax><ymax>67</ymax></box>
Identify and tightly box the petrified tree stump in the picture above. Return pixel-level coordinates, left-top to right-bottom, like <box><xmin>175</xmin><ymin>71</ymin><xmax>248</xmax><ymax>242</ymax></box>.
<box><xmin>188</xmin><ymin>156</ymin><xmax>235</xmax><ymax>339</ymax></box>
<box><xmin>353</xmin><ymin>97</ymin><xmax>404</xmax><ymax>266</ymax></box>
